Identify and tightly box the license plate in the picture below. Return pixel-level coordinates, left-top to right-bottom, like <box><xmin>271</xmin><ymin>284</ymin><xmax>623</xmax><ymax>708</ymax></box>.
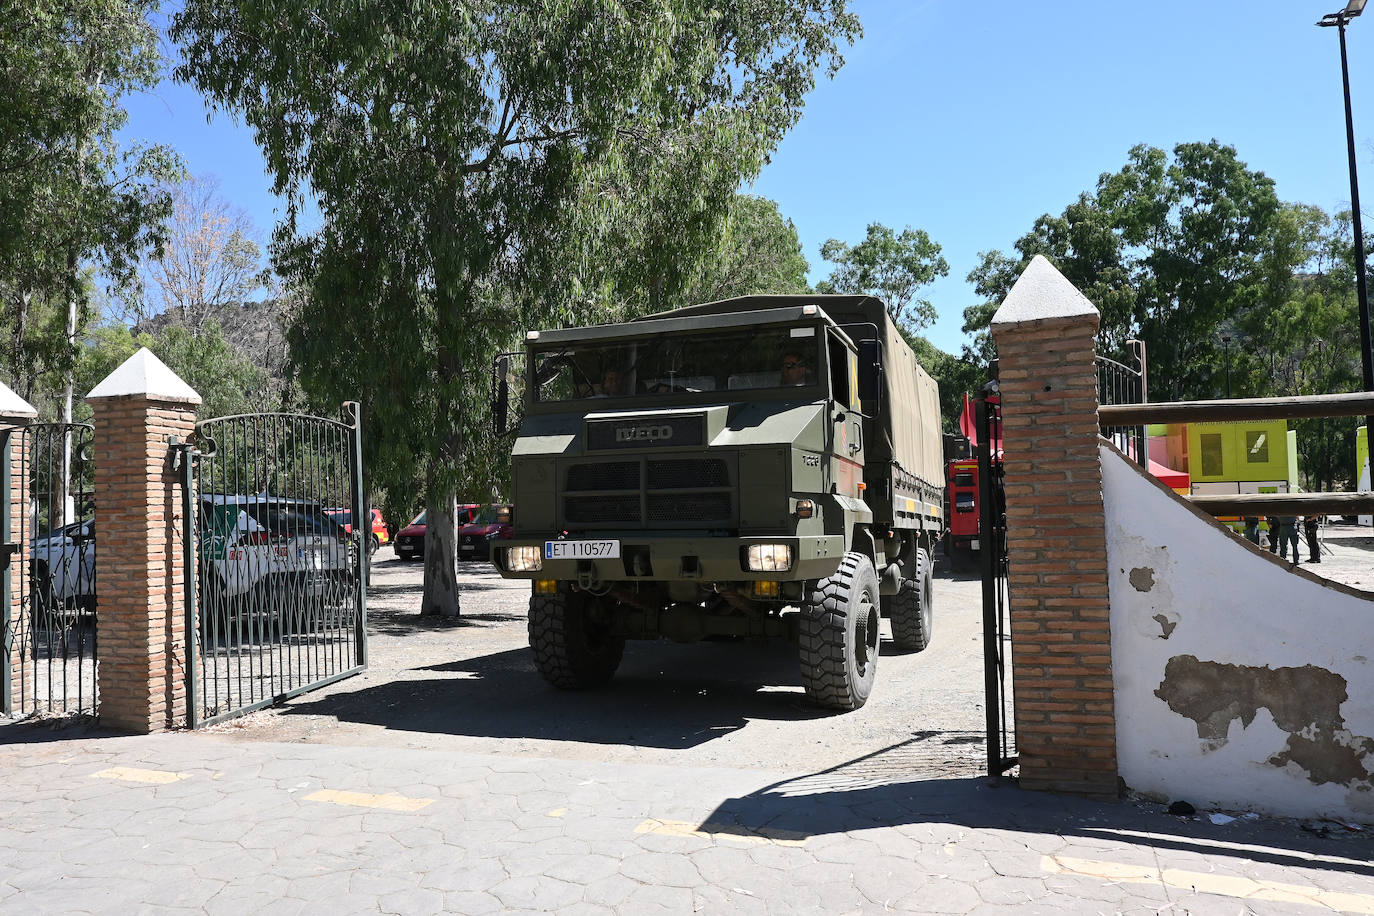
<box><xmin>970</xmin><ymin>539</ymin><xmax>980</xmax><ymax>550</ymax></box>
<box><xmin>545</xmin><ymin>539</ymin><xmax>621</xmax><ymax>560</ymax></box>
<box><xmin>460</xmin><ymin>544</ymin><xmax>476</xmax><ymax>552</ymax></box>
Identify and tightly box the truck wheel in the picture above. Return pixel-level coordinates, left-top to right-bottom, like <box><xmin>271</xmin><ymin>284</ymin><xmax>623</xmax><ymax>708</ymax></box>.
<box><xmin>889</xmin><ymin>548</ymin><xmax>934</xmax><ymax>652</ymax></box>
<box><xmin>799</xmin><ymin>552</ymin><xmax>881</xmax><ymax>710</ymax></box>
<box><xmin>528</xmin><ymin>590</ymin><xmax>625</xmax><ymax>689</ymax></box>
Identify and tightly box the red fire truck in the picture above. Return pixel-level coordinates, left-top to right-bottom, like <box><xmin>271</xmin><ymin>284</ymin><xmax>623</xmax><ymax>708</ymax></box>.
<box><xmin>945</xmin><ymin>392</ymin><xmax>1000</xmax><ymax>568</ymax></box>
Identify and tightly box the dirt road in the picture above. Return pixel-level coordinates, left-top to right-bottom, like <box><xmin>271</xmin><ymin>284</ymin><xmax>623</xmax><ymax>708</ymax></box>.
<box><xmin>208</xmin><ymin>550</ymin><xmax>1000</xmax><ymax>783</ymax></box>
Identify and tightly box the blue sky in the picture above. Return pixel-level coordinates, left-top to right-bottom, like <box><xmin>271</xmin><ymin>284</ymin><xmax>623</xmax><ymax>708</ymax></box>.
<box><xmin>123</xmin><ymin>0</ymin><xmax>1374</xmax><ymax>355</ymax></box>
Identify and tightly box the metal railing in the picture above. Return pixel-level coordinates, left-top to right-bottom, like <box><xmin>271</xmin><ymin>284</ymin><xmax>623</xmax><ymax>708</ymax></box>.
<box><xmin>1099</xmin><ymin>392</ymin><xmax>1374</xmax><ymax>517</ymax></box>
<box><xmin>1096</xmin><ymin>345</ymin><xmax>1147</xmax><ymax>467</ymax></box>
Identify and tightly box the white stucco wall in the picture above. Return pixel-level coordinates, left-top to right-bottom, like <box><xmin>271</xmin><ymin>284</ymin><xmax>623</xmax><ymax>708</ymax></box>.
<box><xmin>1101</xmin><ymin>445</ymin><xmax>1374</xmax><ymax>821</ymax></box>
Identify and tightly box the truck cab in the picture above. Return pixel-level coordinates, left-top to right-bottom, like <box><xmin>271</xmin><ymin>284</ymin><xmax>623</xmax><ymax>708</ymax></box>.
<box><xmin>492</xmin><ymin>295</ymin><xmax>944</xmax><ymax>709</ymax></box>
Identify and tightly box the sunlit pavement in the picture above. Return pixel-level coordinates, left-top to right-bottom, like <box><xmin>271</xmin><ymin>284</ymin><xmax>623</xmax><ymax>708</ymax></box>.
<box><xmin>1</xmin><ymin>728</ymin><xmax>1371</xmax><ymax>914</ymax></box>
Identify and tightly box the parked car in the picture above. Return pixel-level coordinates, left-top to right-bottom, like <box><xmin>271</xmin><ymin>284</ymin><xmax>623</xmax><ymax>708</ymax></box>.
<box><xmin>393</xmin><ymin>504</ymin><xmax>481</xmax><ymax>561</ymax></box>
<box><xmin>28</xmin><ymin>496</ymin><xmax>355</xmax><ymax>633</ymax></box>
<box><xmin>325</xmin><ymin>506</ymin><xmax>390</xmax><ymax>554</ymax></box>
<box><xmin>29</xmin><ymin>518</ymin><xmax>97</xmax><ymax>615</ymax></box>
<box><xmin>457</xmin><ymin>505</ymin><xmax>513</xmax><ymax>562</ymax></box>
<box><xmin>199</xmin><ymin>495</ymin><xmax>353</xmax><ymax>609</ymax></box>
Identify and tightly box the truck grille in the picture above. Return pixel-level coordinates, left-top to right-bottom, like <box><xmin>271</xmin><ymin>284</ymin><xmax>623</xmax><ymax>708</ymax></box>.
<box><xmin>562</xmin><ymin>457</ymin><xmax>735</xmax><ymax>528</ymax></box>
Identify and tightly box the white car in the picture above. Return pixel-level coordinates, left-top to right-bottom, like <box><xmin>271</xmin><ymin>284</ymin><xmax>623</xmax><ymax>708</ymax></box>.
<box><xmin>29</xmin><ymin>518</ymin><xmax>96</xmax><ymax>614</ymax></box>
<box><xmin>198</xmin><ymin>495</ymin><xmax>355</xmax><ymax>612</ymax></box>
<box><xmin>28</xmin><ymin>497</ymin><xmax>358</xmax><ymax>634</ymax></box>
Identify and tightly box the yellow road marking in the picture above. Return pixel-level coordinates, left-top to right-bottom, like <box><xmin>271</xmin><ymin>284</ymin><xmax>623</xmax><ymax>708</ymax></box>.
<box><xmin>1043</xmin><ymin>855</ymin><xmax>1374</xmax><ymax>914</ymax></box>
<box><xmin>91</xmin><ymin>767</ymin><xmax>189</xmax><ymax>785</ymax></box>
<box><xmin>303</xmin><ymin>789</ymin><xmax>434</xmax><ymax>812</ymax></box>
<box><xmin>635</xmin><ymin>818</ymin><xmax>806</xmax><ymax>847</ymax></box>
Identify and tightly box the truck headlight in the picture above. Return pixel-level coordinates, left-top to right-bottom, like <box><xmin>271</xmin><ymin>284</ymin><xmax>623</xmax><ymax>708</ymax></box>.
<box><xmin>744</xmin><ymin>544</ymin><xmax>793</xmax><ymax>572</ymax></box>
<box><xmin>505</xmin><ymin>545</ymin><xmax>543</xmax><ymax>572</ymax></box>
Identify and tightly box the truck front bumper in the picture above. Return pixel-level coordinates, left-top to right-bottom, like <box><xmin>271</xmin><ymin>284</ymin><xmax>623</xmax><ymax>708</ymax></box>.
<box><xmin>490</xmin><ymin>534</ymin><xmax>845</xmax><ymax>583</ymax></box>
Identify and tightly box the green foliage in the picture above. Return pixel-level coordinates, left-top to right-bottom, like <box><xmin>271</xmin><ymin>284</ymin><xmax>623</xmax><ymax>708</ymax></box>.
<box><xmin>964</xmin><ymin>142</ymin><xmax>1286</xmax><ymax>396</ymax></box>
<box><xmin>146</xmin><ymin>321</ymin><xmax>274</xmax><ymax>419</ymax></box>
<box><xmin>962</xmin><ymin>140</ymin><xmax>1367</xmax><ymax>489</ymax></box>
<box><xmin>679</xmin><ymin>195</ymin><xmax>811</xmax><ymax>307</ymax></box>
<box><xmin>0</xmin><ymin>0</ymin><xmax>182</xmax><ymax>396</ymax></box>
<box><xmin>817</xmin><ymin>222</ymin><xmax>949</xmax><ymax>333</ymax></box>
<box><xmin>170</xmin><ymin>0</ymin><xmax>861</xmax><ymax>557</ymax></box>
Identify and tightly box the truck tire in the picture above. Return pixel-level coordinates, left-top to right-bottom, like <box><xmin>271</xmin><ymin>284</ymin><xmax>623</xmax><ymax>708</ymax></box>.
<box><xmin>528</xmin><ymin>590</ymin><xmax>625</xmax><ymax>689</ymax></box>
<box><xmin>889</xmin><ymin>548</ymin><xmax>933</xmax><ymax>652</ymax></box>
<box><xmin>799</xmin><ymin>552</ymin><xmax>881</xmax><ymax>710</ymax></box>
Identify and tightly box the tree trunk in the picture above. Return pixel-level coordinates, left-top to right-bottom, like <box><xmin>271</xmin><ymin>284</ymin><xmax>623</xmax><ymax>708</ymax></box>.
<box><xmin>421</xmin><ymin>489</ymin><xmax>461</xmax><ymax>618</ymax></box>
<box><xmin>58</xmin><ymin>246</ymin><xmax>78</xmax><ymax>527</ymax></box>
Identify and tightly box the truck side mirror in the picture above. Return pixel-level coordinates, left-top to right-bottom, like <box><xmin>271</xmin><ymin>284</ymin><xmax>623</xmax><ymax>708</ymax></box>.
<box><xmin>492</xmin><ymin>355</ymin><xmax>510</xmax><ymax>436</ymax></box>
<box><xmin>858</xmin><ymin>339</ymin><xmax>883</xmax><ymax>409</ymax></box>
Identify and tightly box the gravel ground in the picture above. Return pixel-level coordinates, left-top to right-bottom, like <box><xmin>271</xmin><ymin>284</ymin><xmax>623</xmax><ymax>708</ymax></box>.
<box><xmin>206</xmin><ymin>549</ymin><xmax>1001</xmax><ymax>783</ymax></box>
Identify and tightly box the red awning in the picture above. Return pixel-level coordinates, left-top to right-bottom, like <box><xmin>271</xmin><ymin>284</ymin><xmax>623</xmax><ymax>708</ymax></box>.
<box><xmin>1148</xmin><ymin>458</ymin><xmax>1189</xmax><ymax>490</ymax></box>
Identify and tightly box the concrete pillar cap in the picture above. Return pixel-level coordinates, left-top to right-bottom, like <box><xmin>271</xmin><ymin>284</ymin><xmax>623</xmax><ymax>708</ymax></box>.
<box><xmin>991</xmin><ymin>255</ymin><xmax>1100</xmax><ymax>330</ymax></box>
<box><xmin>86</xmin><ymin>347</ymin><xmax>201</xmax><ymax>405</ymax></box>
<box><xmin>0</xmin><ymin>379</ymin><xmax>37</xmax><ymax>419</ymax></box>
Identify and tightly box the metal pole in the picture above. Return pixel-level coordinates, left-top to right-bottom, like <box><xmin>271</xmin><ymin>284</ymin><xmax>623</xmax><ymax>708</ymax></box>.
<box><xmin>1224</xmin><ymin>338</ymin><xmax>1232</xmax><ymax>398</ymax></box>
<box><xmin>1</xmin><ymin>428</ymin><xmax>12</xmax><ymax>717</ymax></box>
<box><xmin>976</xmin><ymin>398</ymin><xmax>1002</xmax><ymax>776</ymax></box>
<box><xmin>176</xmin><ymin>438</ymin><xmax>199</xmax><ymax>729</ymax></box>
<box><xmin>346</xmin><ymin>401</ymin><xmax>368</xmax><ymax>668</ymax></box>
<box><xmin>1338</xmin><ymin>18</ymin><xmax>1374</xmax><ymax>441</ymax></box>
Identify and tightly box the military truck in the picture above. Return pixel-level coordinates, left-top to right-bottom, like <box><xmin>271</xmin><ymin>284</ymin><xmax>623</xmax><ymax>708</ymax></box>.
<box><xmin>490</xmin><ymin>295</ymin><xmax>945</xmax><ymax>709</ymax></box>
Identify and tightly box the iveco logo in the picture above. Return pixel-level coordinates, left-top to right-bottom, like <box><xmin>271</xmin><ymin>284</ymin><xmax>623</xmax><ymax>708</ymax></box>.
<box><xmin>616</xmin><ymin>424</ymin><xmax>674</xmax><ymax>442</ymax></box>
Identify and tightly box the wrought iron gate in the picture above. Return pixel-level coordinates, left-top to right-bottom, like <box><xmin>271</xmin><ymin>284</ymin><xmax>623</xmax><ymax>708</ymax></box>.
<box><xmin>976</xmin><ymin>396</ymin><xmax>1016</xmax><ymax>776</ymax></box>
<box><xmin>2</xmin><ymin>423</ymin><xmax>97</xmax><ymax>719</ymax></box>
<box><xmin>181</xmin><ymin>404</ymin><xmax>367</xmax><ymax>727</ymax></box>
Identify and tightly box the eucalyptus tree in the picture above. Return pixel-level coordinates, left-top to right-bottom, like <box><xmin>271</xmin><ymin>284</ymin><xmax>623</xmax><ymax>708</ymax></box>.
<box><xmin>0</xmin><ymin>1</ymin><xmax>180</xmax><ymax>399</ymax></box>
<box><xmin>2</xmin><ymin>0</ymin><xmax>180</xmax><ymax>526</ymax></box>
<box><xmin>817</xmin><ymin>222</ymin><xmax>949</xmax><ymax>333</ymax></box>
<box><xmin>172</xmin><ymin>0</ymin><xmax>860</xmax><ymax>616</ymax></box>
<box><xmin>677</xmin><ymin>195</ymin><xmax>811</xmax><ymax>307</ymax></box>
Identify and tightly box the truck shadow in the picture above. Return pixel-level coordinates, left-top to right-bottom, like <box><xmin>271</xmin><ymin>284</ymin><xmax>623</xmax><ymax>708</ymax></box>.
<box><xmin>278</xmin><ymin>637</ymin><xmax>839</xmax><ymax>749</ymax></box>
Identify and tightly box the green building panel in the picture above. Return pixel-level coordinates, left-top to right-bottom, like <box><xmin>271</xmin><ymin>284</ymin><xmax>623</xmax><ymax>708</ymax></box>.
<box><xmin>1167</xmin><ymin>420</ymin><xmax>1297</xmax><ymax>487</ymax></box>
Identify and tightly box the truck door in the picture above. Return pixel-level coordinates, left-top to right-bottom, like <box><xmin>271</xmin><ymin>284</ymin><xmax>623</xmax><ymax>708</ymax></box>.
<box><xmin>827</xmin><ymin>330</ymin><xmax>864</xmax><ymax>496</ymax></box>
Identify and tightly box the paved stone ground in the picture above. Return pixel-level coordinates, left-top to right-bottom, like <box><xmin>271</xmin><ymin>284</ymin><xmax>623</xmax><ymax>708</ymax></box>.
<box><xmin>1</xmin><ymin>728</ymin><xmax>1372</xmax><ymax>915</ymax></box>
<box><xmin>3</xmin><ymin>528</ymin><xmax>1372</xmax><ymax>913</ymax></box>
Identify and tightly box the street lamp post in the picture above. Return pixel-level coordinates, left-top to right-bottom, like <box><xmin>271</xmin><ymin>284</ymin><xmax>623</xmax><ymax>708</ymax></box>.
<box><xmin>1319</xmin><ymin>0</ymin><xmax>1374</xmax><ymax>443</ymax></box>
<box><xmin>1222</xmin><ymin>335</ymin><xmax>1232</xmax><ymax>397</ymax></box>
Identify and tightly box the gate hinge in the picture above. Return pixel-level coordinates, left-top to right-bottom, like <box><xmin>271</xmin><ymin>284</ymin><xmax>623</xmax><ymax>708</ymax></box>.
<box><xmin>0</xmin><ymin>542</ymin><xmax>17</xmax><ymax>570</ymax></box>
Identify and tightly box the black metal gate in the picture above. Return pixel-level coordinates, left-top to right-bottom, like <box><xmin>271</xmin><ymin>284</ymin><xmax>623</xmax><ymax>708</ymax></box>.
<box><xmin>2</xmin><ymin>423</ymin><xmax>97</xmax><ymax>719</ymax></box>
<box><xmin>180</xmin><ymin>404</ymin><xmax>367</xmax><ymax>727</ymax></box>
<box><xmin>976</xmin><ymin>398</ymin><xmax>1016</xmax><ymax>776</ymax></box>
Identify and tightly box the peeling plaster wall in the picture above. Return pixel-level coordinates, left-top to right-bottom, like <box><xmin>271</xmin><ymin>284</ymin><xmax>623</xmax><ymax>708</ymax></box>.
<box><xmin>1102</xmin><ymin>446</ymin><xmax>1374</xmax><ymax>822</ymax></box>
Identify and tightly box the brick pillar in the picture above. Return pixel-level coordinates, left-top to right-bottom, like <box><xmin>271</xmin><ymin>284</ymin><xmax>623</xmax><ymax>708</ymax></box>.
<box><xmin>989</xmin><ymin>255</ymin><xmax>1118</xmax><ymax>798</ymax></box>
<box><xmin>0</xmin><ymin>386</ymin><xmax>37</xmax><ymax>716</ymax></box>
<box><xmin>87</xmin><ymin>349</ymin><xmax>200</xmax><ymax>733</ymax></box>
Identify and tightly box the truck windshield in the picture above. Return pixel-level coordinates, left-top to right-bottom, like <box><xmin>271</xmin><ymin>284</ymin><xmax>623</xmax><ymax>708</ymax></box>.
<box><xmin>532</xmin><ymin>325</ymin><xmax>821</xmax><ymax>402</ymax></box>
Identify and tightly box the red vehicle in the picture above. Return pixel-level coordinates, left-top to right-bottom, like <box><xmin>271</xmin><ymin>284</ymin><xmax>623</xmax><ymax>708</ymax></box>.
<box><xmin>394</xmin><ymin>504</ymin><xmax>481</xmax><ymax>561</ymax></box>
<box><xmin>945</xmin><ymin>392</ymin><xmax>1001</xmax><ymax>568</ymax></box>
<box><xmin>946</xmin><ymin>456</ymin><xmax>982</xmax><ymax>563</ymax></box>
<box><xmin>325</xmin><ymin>507</ymin><xmax>390</xmax><ymax>554</ymax></box>
<box><xmin>457</xmin><ymin>504</ymin><xmax>514</xmax><ymax>562</ymax></box>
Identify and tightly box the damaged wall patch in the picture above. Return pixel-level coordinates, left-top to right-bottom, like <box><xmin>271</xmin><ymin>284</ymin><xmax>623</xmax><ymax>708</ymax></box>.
<box><xmin>1154</xmin><ymin>655</ymin><xmax>1374</xmax><ymax>788</ymax></box>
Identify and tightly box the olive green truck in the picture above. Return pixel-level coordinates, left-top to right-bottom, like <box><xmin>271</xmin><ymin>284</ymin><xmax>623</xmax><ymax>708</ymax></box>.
<box><xmin>491</xmin><ymin>295</ymin><xmax>945</xmax><ymax>709</ymax></box>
